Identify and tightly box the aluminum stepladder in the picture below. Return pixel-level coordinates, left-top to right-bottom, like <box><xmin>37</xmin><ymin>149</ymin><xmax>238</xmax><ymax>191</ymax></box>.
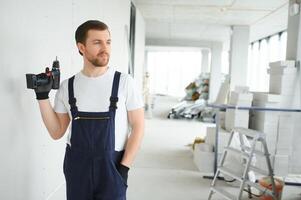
<box><xmin>208</xmin><ymin>127</ymin><xmax>279</xmax><ymax>200</ymax></box>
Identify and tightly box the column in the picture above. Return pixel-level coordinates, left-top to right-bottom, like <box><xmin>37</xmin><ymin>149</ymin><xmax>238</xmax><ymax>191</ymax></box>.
<box><xmin>229</xmin><ymin>25</ymin><xmax>250</xmax><ymax>91</ymax></box>
<box><xmin>286</xmin><ymin>0</ymin><xmax>301</xmax><ymax>60</ymax></box>
<box><xmin>209</xmin><ymin>42</ymin><xmax>223</xmax><ymax>102</ymax></box>
<box><xmin>201</xmin><ymin>49</ymin><xmax>210</xmax><ymax>73</ymax></box>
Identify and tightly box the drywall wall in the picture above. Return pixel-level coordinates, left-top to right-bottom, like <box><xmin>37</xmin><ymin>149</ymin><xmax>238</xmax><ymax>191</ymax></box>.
<box><xmin>133</xmin><ymin>7</ymin><xmax>146</xmax><ymax>93</ymax></box>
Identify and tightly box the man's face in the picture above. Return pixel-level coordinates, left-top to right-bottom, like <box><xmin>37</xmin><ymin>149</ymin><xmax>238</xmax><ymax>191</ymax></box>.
<box><xmin>79</xmin><ymin>29</ymin><xmax>111</xmax><ymax>67</ymax></box>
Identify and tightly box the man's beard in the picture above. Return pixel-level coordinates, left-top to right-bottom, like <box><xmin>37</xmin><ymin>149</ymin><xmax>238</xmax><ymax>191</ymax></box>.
<box><xmin>87</xmin><ymin>52</ymin><xmax>110</xmax><ymax>67</ymax></box>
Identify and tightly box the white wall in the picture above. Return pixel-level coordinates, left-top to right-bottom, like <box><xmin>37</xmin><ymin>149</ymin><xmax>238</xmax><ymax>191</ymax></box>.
<box><xmin>133</xmin><ymin>7</ymin><xmax>146</xmax><ymax>93</ymax></box>
<box><xmin>0</xmin><ymin>0</ymin><xmax>136</xmax><ymax>199</ymax></box>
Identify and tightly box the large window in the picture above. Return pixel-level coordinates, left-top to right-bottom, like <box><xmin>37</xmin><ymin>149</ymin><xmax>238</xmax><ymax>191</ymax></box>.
<box><xmin>247</xmin><ymin>31</ymin><xmax>287</xmax><ymax>92</ymax></box>
<box><xmin>147</xmin><ymin>50</ymin><xmax>202</xmax><ymax>97</ymax></box>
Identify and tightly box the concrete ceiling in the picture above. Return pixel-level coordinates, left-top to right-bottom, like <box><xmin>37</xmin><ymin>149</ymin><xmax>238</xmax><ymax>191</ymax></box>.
<box><xmin>134</xmin><ymin>0</ymin><xmax>289</xmax><ymax>44</ymax></box>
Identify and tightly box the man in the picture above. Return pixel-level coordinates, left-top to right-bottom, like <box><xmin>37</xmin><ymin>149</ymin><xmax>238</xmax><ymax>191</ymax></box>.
<box><xmin>35</xmin><ymin>20</ymin><xmax>144</xmax><ymax>200</ymax></box>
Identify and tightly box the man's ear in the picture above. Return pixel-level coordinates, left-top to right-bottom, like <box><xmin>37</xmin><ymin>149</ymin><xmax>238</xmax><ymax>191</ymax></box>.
<box><xmin>77</xmin><ymin>43</ymin><xmax>85</xmax><ymax>55</ymax></box>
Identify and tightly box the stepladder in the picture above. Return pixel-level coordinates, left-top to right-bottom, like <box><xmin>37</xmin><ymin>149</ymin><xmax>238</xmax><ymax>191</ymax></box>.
<box><xmin>208</xmin><ymin>127</ymin><xmax>280</xmax><ymax>200</ymax></box>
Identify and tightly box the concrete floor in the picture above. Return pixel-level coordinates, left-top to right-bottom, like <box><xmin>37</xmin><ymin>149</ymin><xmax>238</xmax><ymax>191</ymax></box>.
<box><xmin>127</xmin><ymin>95</ymin><xmax>301</xmax><ymax>200</ymax></box>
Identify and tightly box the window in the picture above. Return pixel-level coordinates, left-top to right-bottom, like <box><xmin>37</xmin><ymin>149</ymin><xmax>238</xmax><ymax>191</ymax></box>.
<box><xmin>247</xmin><ymin>31</ymin><xmax>287</xmax><ymax>92</ymax></box>
<box><xmin>147</xmin><ymin>50</ymin><xmax>203</xmax><ymax>97</ymax></box>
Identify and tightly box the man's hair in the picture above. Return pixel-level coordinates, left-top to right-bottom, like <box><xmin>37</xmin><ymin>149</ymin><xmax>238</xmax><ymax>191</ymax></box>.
<box><xmin>75</xmin><ymin>20</ymin><xmax>109</xmax><ymax>55</ymax></box>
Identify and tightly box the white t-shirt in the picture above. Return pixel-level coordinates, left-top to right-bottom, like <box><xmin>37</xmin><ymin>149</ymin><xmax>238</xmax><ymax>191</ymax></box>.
<box><xmin>54</xmin><ymin>67</ymin><xmax>144</xmax><ymax>151</ymax></box>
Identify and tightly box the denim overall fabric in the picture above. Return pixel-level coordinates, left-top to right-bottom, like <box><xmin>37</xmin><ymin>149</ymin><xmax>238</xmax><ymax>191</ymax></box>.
<box><xmin>63</xmin><ymin>71</ymin><xmax>128</xmax><ymax>200</ymax></box>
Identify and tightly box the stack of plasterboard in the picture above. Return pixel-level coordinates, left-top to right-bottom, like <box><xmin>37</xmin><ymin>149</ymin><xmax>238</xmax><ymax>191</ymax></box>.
<box><xmin>225</xmin><ymin>88</ymin><xmax>253</xmax><ymax>132</ymax></box>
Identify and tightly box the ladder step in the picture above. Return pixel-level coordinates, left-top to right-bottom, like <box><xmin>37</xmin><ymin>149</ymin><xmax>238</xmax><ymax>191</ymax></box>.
<box><xmin>224</xmin><ymin>147</ymin><xmax>249</xmax><ymax>159</ymax></box>
<box><xmin>211</xmin><ymin>187</ymin><xmax>237</xmax><ymax>200</ymax></box>
<box><xmin>232</xmin><ymin>127</ymin><xmax>263</xmax><ymax>139</ymax></box>
<box><xmin>248</xmin><ymin>165</ymin><xmax>270</xmax><ymax>176</ymax></box>
<box><xmin>241</xmin><ymin>145</ymin><xmax>267</xmax><ymax>157</ymax></box>
<box><xmin>219</xmin><ymin>166</ymin><xmax>242</xmax><ymax>181</ymax></box>
<box><xmin>245</xmin><ymin>180</ymin><xmax>275</xmax><ymax>197</ymax></box>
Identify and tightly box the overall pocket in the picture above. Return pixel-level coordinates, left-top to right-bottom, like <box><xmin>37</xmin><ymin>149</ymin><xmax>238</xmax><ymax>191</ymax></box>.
<box><xmin>111</xmin><ymin>160</ymin><xmax>128</xmax><ymax>188</ymax></box>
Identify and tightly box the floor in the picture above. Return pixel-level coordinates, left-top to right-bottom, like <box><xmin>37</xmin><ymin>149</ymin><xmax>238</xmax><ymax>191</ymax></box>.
<box><xmin>127</xmin><ymin>95</ymin><xmax>301</xmax><ymax>200</ymax></box>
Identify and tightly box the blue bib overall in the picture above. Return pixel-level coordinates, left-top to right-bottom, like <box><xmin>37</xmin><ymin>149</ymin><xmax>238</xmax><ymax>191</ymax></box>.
<box><xmin>63</xmin><ymin>71</ymin><xmax>127</xmax><ymax>200</ymax></box>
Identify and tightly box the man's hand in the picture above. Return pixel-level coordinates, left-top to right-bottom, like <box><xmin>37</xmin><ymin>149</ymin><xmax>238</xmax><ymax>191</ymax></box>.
<box><xmin>117</xmin><ymin>163</ymin><xmax>130</xmax><ymax>185</ymax></box>
<box><xmin>34</xmin><ymin>73</ymin><xmax>53</xmax><ymax>100</ymax></box>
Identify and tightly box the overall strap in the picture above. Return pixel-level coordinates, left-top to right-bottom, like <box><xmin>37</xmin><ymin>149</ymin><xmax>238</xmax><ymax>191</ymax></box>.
<box><xmin>109</xmin><ymin>71</ymin><xmax>121</xmax><ymax>112</ymax></box>
<box><xmin>68</xmin><ymin>76</ymin><xmax>78</xmax><ymax>118</ymax></box>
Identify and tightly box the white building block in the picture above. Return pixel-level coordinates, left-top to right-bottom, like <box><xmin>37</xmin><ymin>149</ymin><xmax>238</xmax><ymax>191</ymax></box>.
<box><xmin>205</xmin><ymin>127</ymin><xmax>231</xmax><ymax>153</ymax></box>
<box><xmin>273</xmin><ymin>155</ymin><xmax>289</xmax><ymax>177</ymax></box>
<box><xmin>234</xmin><ymin>86</ymin><xmax>249</xmax><ymax>93</ymax></box>
<box><xmin>269</xmin><ymin>60</ymin><xmax>296</xmax><ymax>68</ymax></box>
<box><xmin>219</xmin><ymin>111</ymin><xmax>226</xmax><ymax>129</ymax></box>
<box><xmin>193</xmin><ymin>143</ymin><xmax>215</xmax><ymax>174</ymax></box>
<box><xmin>225</xmin><ymin>109</ymin><xmax>249</xmax><ymax>131</ymax></box>
<box><xmin>252</xmin><ymin>92</ymin><xmax>281</xmax><ymax>103</ymax></box>
<box><xmin>229</xmin><ymin>91</ymin><xmax>253</xmax><ymax>106</ymax></box>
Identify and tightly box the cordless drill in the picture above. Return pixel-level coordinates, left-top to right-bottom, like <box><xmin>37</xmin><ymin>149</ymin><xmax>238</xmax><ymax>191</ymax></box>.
<box><xmin>26</xmin><ymin>57</ymin><xmax>60</xmax><ymax>90</ymax></box>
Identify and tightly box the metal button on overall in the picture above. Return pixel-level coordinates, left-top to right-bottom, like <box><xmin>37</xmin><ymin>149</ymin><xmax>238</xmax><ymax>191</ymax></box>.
<box><xmin>63</xmin><ymin>71</ymin><xmax>127</xmax><ymax>200</ymax></box>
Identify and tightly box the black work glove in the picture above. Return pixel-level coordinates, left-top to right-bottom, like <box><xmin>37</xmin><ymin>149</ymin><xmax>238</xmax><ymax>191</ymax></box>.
<box><xmin>117</xmin><ymin>163</ymin><xmax>130</xmax><ymax>185</ymax></box>
<box><xmin>34</xmin><ymin>73</ymin><xmax>53</xmax><ymax>100</ymax></box>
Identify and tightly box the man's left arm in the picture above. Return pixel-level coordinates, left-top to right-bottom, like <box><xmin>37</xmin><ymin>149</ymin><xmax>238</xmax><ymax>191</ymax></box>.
<box><xmin>121</xmin><ymin>108</ymin><xmax>144</xmax><ymax>167</ymax></box>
